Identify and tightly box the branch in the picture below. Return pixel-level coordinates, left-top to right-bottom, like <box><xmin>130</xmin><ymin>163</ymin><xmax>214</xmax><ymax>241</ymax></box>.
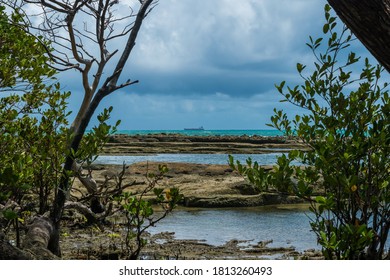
<box><xmin>64</xmin><ymin>201</ymin><xmax>113</xmax><ymax>225</ymax></box>
<box><xmin>327</xmin><ymin>0</ymin><xmax>390</xmax><ymax>73</ymax></box>
<box><xmin>72</xmin><ymin>161</ymin><xmax>97</xmax><ymax>193</ymax></box>
<box><xmin>109</xmin><ymin>0</ymin><xmax>155</xmax><ymax>86</ymax></box>
<box><xmin>24</xmin><ymin>0</ymin><xmax>70</xmax><ymax>13</ymax></box>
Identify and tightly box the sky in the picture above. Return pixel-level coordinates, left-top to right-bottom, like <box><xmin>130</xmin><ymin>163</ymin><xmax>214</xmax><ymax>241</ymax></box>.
<box><xmin>58</xmin><ymin>0</ymin><xmax>375</xmax><ymax>130</ymax></box>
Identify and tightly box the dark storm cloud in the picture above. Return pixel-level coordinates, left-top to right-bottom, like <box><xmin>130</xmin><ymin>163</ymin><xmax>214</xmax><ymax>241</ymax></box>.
<box><xmin>129</xmin><ymin>65</ymin><xmax>282</xmax><ymax>97</ymax></box>
<box><xmin>126</xmin><ymin>0</ymin><xmax>328</xmax><ymax>99</ymax></box>
<box><xmin>61</xmin><ymin>0</ymin><xmax>374</xmax><ymax>129</ymax></box>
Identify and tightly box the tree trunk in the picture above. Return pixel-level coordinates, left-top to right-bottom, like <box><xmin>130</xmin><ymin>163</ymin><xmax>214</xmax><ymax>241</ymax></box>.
<box><xmin>0</xmin><ymin>217</ymin><xmax>58</xmax><ymax>260</ymax></box>
<box><xmin>327</xmin><ymin>0</ymin><xmax>390</xmax><ymax>73</ymax></box>
<box><xmin>49</xmin><ymin>1</ymin><xmax>155</xmax><ymax>257</ymax></box>
<box><xmin>24</xmin><ymin>216</ymin><xmax>58</xmax><ymax>259</ymax></box>
<box><xmin>0</xmin><ymin>232</ymin><xmax>32</xmax><ymax>260</ymax></box>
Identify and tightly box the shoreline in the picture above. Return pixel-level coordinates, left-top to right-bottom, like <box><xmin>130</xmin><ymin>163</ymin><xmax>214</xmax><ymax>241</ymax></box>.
<box><xmin>63</xmin><ymin>135</ymin><xmax>318</xmax><ymax>259</ymax></box>
<box><xmin>93</xmin><ymin>134</ymin><xmax>307</xmax><ymax>208</ymax></box>
<box><xmin>87</xmin><ymin>161</ymin><xmax>305</xmax><ymax>208</ymax></box>
<box><xmin>103</xmin><ymin>133</ymin><xmax>306</xmax><ymax>155</ymax></box>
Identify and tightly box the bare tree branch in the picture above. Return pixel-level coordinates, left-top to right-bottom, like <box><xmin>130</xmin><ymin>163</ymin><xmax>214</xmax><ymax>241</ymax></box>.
<box><xmin>64</xmin><ymin>201</ymin><xmax>113</xmax><ymax>225</ymax></box>
<box><xmin>109</xmin><ymin>0</ymin><xmax>155</xmax><ymax>87</ymax></box>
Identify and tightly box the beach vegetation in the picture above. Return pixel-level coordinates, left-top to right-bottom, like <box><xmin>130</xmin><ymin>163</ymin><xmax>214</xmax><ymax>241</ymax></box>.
<box><xmin>231</xmin><ymin>5</ymin><xmax>389</xmax><ymax>259</ymax></box>
<box><xmin>0</xmin><ymin>4</ymin><xmax>117</xmax><ymax>250</ymax></box>
<box><xmin>115</xmin><ymin>164</ymin><xmax>183</xmax><ymax>259</ymax></box>
<box><xmin>0</xmin><ymin>5</ymin><xmax>69</xmax><ymax>244</ymax></box>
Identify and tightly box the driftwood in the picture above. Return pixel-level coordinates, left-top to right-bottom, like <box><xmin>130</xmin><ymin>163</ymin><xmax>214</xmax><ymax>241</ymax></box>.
<box><xmin>72</xmin><ymin>162</ymin><xmax>135</xmax><ymax>215</ymax></box>
<box><xmin>64</xmin><ymin>201</ymin><xmax>113</xmax><ymax>226</ymax></box>
<box><xmin>72</xmin><ymin>161</ymin><xmax>98</xmax><ymax>194</ymax></box>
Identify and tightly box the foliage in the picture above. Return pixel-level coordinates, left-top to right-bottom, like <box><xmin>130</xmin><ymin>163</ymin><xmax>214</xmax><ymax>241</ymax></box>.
<box><xmin>0</xmin><ymin>5</ymin><xmax>118</xmax><ymax>240</ymax></box>
<box><xmin>77</xmin><ymin>106</ymin><xmax>121</xmax><ymax>168</ymax></box>
<box><xmin>0</xmin><ymin>6</ymin><xmax>55</xmax><ymax>91</ymax></box>
<box><xmin>0</xmin><ymin>5</ymin><xmax>68</xmax><ymax>227</ymax></box>
<box><xmin>114</xmin><ymin>164</ymin><xmax>183</xmax><ymax>259</ymax></box>
<box><xmin>229</xmin><ymin>154</ymin><xmax>295</xmax><ymax>194</ymax></box>
<box><xmin>232</xmin><ymin>5</ymin><xmax>389</xmax><ymax>259</ymax></box>
<box><xmin>229</xmin><ymin>155</ymin><xmax>270</xmax><ymax>192</ymax></box>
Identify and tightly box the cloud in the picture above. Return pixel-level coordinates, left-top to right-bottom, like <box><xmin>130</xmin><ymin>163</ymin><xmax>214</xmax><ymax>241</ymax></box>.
<box><xmin>125</xmin><ymin>0</ymin><xmax>328</xmax><ymax>97</ymax></box>
<box><xmin>133</xmin><ymin>0</ymin><xmax>324</xmax><ymax>67</ymax></box>
<box><xmin>60</xmin><ymin>0</ymin><xmax>376</xmax><ymax>130</ymax></box>
<box><xmin>96</xmin><ymin>89</ymin><xmax>302</xmax><ymax>130</ymax></box>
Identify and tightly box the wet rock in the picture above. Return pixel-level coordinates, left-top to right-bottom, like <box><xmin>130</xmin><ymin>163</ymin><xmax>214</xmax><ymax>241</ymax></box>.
<box><xmin>233</xmin><ymin>182</ymin><xmax>260</xmax><ymax>195</ymax></box>
<box><xmin>103</xmin><ymin>134</ymin><xmax>306</xmax><ymax>154</ymax></box>
<box><xmin>256</xmin><ymin>240</ymin><xmax>273</xmax><ymax>248</ymax></box>
<box><xmin>143</xmin><ymin>137</ymin><xmax>159</xmax><ymax>142</ymax></box>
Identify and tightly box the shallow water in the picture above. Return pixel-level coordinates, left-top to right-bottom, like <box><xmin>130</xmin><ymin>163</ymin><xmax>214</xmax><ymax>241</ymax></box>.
<box><xmin>95</xmin><ymin>153</ymin><xmax>284</xmax><ymax>166</ymax></box>
<box><xmin>98</xmin><ymin>154</ymin><xmax>316</xmax><ymax>252</ymax></box>
<box><xmin>96</xmin><ymin>153</ymin><xmax>389</xmax><ymax>254</ymax></box>
<box><xmin>148</xmin><ymin>205</ymin><xmax>320</xmax><ymax>252</ymax></box>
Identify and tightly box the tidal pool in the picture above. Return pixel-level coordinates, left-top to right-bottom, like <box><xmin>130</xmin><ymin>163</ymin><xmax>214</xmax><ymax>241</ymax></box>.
<box><xmin>148</xmin><ymin>205</ymin><xmax>320</xmax><ymax>252</ymax></box>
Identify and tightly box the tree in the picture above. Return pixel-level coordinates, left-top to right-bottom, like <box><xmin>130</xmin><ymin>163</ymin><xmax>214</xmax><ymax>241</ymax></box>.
<box><xmin>0</xmin><ymin>3</ymin><xmax>68</xmax><ymax>221</ymax></box>
<box><xmin>0</xmin><ymin>4</ymin><xmax>71</xmax><ymax>258</ymax></box>
<box><xmin>231</xmin><ymin>5</ymin><xmax>389</xmax><ymax>259</ymax></box>
<box><xmin>0</xmin><ymin>0</ymin><xmax>183</xmax><ymax>259</ymax></box>
<box><xmin>327</xmin><ymin>0</ymin><xmax>390</xmax><ymax>73</ymax></box>
<box><xmin>16</xmin><ymin>0</ymin><xmax>158</xmax><ymax>256</ymax></box>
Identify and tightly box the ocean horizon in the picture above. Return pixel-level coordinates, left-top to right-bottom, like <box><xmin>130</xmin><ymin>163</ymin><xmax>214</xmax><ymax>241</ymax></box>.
<box><xmin>114</xmin><ymin>129</ymin><xmax>284</xmax><ymax>137</ymax></box>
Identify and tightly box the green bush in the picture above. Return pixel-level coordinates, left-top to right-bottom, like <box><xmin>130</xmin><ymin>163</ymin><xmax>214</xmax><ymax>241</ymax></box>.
<box><xmin>233</xmin><ymin>5</ymin><xmax>389</xmax><ymax>259</ymax></box>
<box><xmin>0</xmin><ymin>5</ymin><xmax>119</xmax><ymax>239</ymax></box>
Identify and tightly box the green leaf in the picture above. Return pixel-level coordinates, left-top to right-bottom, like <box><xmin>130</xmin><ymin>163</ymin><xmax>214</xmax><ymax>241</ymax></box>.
<box><xmin>2</xmin><ymin>209</ymin><xmax>18</xmax><ymax>220</ymax></box>
<box><xmin>323</xmin><ymin>23</ymin><xmax>329</xmax><ymax>34</ymax></box>
<box><xmin>296</xmin><ymin>63</ymin><xmax>306</xmax><ymax>73</ymax></box>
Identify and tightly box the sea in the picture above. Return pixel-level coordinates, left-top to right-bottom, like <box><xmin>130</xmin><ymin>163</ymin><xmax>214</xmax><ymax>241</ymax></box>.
<box><xmin>114</xmin><ymin>129</ymin><xmax>284</xmax><ymax>137</ymax></box>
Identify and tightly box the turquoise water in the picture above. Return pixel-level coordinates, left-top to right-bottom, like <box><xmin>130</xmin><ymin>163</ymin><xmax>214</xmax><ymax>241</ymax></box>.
<box><xmin>115</xmin><ymin>129</ymin><xmax>284</xmax><ymax>137</ymax></box>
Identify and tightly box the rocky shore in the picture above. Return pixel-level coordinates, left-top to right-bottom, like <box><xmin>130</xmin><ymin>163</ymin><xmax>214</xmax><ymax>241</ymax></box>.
<box><xmin>103</xmin><ymin>133</ymin><xmax>306</xmax><ymax>154</ymax></box>
<box><xmin>61</xmin><ymin>228</ymin><xmax>323</xmax><ymax>260</ymax></box>
<box><xmin>88</xmin><ymin>161</ymin><xmax>305</xmax><ymax>208</ymax></box>
<box><xmin>62</xmin><ymin>133</ymin><xmax>320</xmax><ymax>260</ymax></box>
<box><xmin>95</xmin><ymin>133</ymin><xmax>308</xmax><ymax>208</ymax></box>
